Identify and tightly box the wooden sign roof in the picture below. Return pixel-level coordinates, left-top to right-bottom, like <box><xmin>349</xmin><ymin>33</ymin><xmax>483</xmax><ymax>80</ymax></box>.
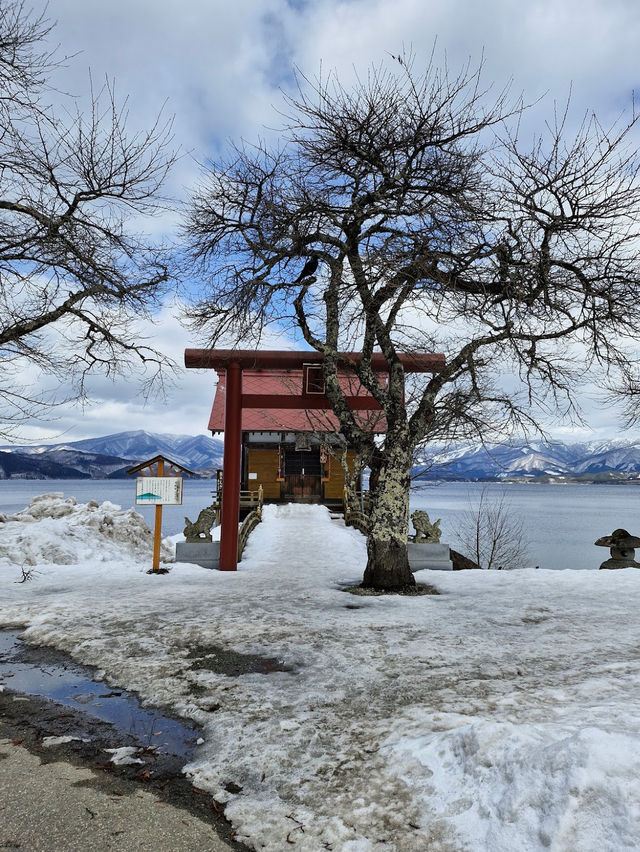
<box><xmin>125</xmin><ymin>455</ymin><xmax>195</xmax><ymax>476</ymax></box>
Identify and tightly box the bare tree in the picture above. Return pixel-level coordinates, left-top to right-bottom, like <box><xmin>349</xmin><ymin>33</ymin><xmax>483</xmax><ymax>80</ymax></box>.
<box><xmin>185</xmin><ymin>53</ymin><xmax>640</xmax><ymax>590</ymax></box>
<box><xmin>0</xmin><ymin>1</ymin><xmax>176</xmax><ymax>438</ymax></box>
<box><xmin>457</xmin><ymin>487</ymin><xmax>529</xmax><ymax>570</ymax></box>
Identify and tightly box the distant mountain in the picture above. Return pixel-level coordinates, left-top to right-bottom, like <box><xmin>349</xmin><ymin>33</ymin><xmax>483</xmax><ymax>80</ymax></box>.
<box><xmin>0</xmin><ymin>450</ymin><xmax>92</xmax><ymax>480</ymax></box>
<box><xmin>420</xmin><ymin>438</ymin><xmax>640</xmax><ymax>482</ymax></box>
<box><xmin>0</xmin><ymin>431</ymin><xmax>224</xmax><ymax>480</ymax></box>
<box><xmin>3</xmin><ymin>430</ymin><xmax>640</xmax><ymax>482</ymax></box>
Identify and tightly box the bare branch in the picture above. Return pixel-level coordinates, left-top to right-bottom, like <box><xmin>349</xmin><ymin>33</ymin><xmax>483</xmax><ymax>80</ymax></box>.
<box><xmin>184</xmin><ymin>52</ymin><xmax>640</xmax><ymax>587</ymax></box>
<box><xmin>457</xmin><ymin>487</ymin><xmax>530</xmax><ymax>570</ymax></box>
<box><xmin>0</xmin><ymin>1</ymin><xmax>177</xmax><ymax>430</ymax></box>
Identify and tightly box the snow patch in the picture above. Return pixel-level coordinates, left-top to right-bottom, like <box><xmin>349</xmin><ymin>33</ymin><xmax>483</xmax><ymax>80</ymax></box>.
<box><xmin>104</xmin><ymin>746</ymin><xmax>144</xmax><ymax>765</ymax></box>
<box><xmin>386</xmin><ymin>716</ymin><xmax>640</xmax><ymax>850</ymax></box>
<box><xmin>42</xmin><ymin>735</ymin><xmax>86</xmax><ymax>747</ymax></box>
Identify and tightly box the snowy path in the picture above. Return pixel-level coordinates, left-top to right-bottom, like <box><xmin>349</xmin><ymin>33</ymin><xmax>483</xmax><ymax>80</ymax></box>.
<box><xmin>2</xmin><ymin>496</ymin><xmax>640</xmax><ymax>850</ymax></box>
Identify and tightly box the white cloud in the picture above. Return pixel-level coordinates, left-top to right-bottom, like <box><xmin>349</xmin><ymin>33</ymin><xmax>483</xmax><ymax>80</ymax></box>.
<box><xmin>8</xmin><ymin>0</ymin><xmax>640</xmax><ymax>442</ymax></box>
<box><xmin>45</xmin><ymin>0</ymin><xmax>640</xmax><ymax>161</ymax></box>
<box><xmin>6</xmin><ymin>299</ymin><xmax>297</xmax><ymax>444</ymax></box>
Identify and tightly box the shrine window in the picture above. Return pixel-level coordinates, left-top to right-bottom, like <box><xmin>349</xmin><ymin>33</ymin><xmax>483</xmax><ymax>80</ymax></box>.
<box><xmin>303</xmin><ymin>364</ymin><xmax>325</xmax><ymax>394</ymax></box>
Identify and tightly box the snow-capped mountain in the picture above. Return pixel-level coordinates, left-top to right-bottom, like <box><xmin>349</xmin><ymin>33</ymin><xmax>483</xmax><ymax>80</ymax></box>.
<box><xmin>0</xmin><ymin>431</ymin><xmax>224</xmax><ymax>479</ymax></box>
<box><xmin>3</xmin><ymin>430</ymin><xmax>640</xmax><ymax>481</ymax></box>
<box><xmin>66</xmin><ymin>431</ymin><xmax>225</xmax><ymax>471</ymax></box>
<box><xmin>421</xmin><ymin>438</ymin><xmax>640</xmax><ymax>481</ymax></box>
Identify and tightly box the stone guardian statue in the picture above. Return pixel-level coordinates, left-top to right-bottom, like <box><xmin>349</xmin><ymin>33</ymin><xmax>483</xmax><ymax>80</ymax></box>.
<box><xmin>411</xmin><ymin>509</ymin><xmax>442</xmax><ymax>543</ymax></box>
<box><xmin>183</xmin><ymin>503</ymin><xmax>217</xmax><ymax>543</ymax></box>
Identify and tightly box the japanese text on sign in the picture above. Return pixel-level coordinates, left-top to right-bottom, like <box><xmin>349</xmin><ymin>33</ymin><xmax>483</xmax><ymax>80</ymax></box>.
<box><xmin>135</xmin><ymin>477</ymin><xmax>183</xmax><ymax>505</ymax></box>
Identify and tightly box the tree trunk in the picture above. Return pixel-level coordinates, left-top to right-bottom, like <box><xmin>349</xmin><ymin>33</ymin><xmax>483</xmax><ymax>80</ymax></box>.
<box><xmin>362</xmin><ymin>442</ymin><xmax>415</xmax><ymax>590</ymax></box>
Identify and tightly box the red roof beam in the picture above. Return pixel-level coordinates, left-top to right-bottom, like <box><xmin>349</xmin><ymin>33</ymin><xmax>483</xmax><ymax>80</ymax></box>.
<box><xmin>185</xmin><ymin>349</ymin><xmax>445</xmax><ymax>373</ymax></box>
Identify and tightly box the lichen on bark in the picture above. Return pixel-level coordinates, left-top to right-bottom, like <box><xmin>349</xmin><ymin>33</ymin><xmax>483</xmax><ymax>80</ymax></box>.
<box><xmin>363</xmin><ymin>440</ymin><xmax>415</xmax><ymax>590</ymax></box>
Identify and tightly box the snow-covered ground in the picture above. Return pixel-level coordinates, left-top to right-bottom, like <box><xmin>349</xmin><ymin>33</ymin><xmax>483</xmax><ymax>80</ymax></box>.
<box><xmin>1</xmin><ymin>494</ymin><xmax>640</xmax><ymax>851</ymax></box>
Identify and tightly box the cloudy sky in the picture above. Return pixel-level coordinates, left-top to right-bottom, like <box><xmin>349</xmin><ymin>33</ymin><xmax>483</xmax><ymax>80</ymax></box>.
<box><xmin>8</xmin><ymin>0</ymin><xmax>640</xmax><ymax>444</ymax></box>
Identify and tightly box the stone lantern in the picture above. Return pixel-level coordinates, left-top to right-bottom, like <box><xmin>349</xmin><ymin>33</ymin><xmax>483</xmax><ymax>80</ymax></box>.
<box><xmin>594</xmin><ymin>528</ymin><xmax>640</xmax><ymax>569</ymax></box>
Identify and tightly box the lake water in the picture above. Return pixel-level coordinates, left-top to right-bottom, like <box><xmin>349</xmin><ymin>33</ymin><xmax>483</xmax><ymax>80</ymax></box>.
<box><xmin>411</xmin><ymin>481</ymin><xmax>640</xmax><ymax>571</ymax></box>
<box><xmin>1</xmin><ymin>479</ymin><xmax>638</xmax><ymax>571</ymax></box>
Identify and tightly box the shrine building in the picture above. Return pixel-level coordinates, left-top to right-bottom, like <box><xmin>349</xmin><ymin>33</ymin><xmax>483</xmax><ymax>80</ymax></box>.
<box><xmin>208</xmin><ymin>362</ymin><xmax>387</xmax><ymax>505</ymax></box>
<box><xmin>185</xmin><ymin>349</ymin><xmax>445</xmax><ymax>570</ymax></box>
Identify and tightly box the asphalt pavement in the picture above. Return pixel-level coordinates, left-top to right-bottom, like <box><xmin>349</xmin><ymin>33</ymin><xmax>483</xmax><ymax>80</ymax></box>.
<box><xmin>0</xmin><ymin>735</ymin><xmax>235</xmax><ymax>851</ymax></box>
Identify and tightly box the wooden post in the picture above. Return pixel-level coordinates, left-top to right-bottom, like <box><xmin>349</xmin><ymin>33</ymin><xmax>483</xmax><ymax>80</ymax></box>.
<box><xmin>152</xmin><ymin>458</ymin><xmax>164</xmax><ymax>572</ymax></box>
<box><xmin>219</xmin><ymin>360</ymin><xmax>242</xmax><ymax>571</ymax></box>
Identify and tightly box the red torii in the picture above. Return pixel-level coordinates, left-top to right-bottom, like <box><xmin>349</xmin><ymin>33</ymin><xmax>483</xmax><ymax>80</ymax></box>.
<box><xmin>184</xmin><ymin>349</ymin><xmax>445</xmax><ymax>571</ymax></box>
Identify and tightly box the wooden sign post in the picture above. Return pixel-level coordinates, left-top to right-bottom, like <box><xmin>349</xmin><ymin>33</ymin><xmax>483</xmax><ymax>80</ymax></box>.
<box><xmin>126</xmin><ymin>455</ymin><xmax>194</xmax><ymax>572</ymax></box>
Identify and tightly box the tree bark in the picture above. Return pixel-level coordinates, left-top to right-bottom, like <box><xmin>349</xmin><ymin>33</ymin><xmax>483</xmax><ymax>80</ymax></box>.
<box><xmin>362</xmin><ymin>442</ymin><xmax>416</xmax><ymax>590</ymax></box>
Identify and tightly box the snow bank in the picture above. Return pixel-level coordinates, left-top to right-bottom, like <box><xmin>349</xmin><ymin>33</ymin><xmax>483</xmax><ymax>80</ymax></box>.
<box><xmin>2</xmin><ymin>499</ymin><xmax>640</xmax><ymax>850</ymax></box>
<box><xmin>0</xmin><ymin>492</ymin><xmax>164</xmax><ymax>565</ymax></box>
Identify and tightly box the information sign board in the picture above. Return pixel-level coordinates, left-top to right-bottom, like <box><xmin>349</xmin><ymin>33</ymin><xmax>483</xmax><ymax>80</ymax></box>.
<box><xmin>135</xmin><ymin>476</ymin><xmax>183</xmax><ymax>505</ymax></box>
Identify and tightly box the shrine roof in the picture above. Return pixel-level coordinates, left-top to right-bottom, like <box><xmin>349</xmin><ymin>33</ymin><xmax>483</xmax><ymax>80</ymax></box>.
<box><xmin>208</xmin><ymin>368</ymin><xmax>387</xmax><ymax>434</ymax></box>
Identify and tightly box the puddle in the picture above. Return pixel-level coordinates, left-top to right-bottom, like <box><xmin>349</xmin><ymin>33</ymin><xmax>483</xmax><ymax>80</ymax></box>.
<box><xmin>0</xmin><ymin>631</ymin><xmax>199</xmax><ymax>760</ymax></box>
